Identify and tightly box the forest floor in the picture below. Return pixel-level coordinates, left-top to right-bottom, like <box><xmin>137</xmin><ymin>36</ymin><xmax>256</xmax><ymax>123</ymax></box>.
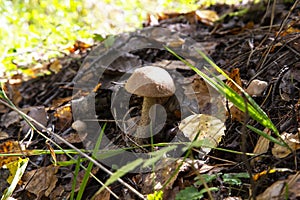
<box><xmin>0</xmin><ymin>1</ymin><xmax>299</xmax><ymax>200</ymax></box>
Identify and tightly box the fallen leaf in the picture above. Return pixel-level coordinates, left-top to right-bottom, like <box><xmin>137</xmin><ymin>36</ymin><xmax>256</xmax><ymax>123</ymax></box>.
<box><xmin>145</xmin><ymin>9</ymin><xmax>219</xmax><ymax>26</ymax></box>
<box><xmin>65</xmin><ymin>40</ymin><xmax>91</xmax><ymax>53</ymax></box>
<box><xmin>184</xmin><ymin>76</ymin><xmax>226</xmax><ymax>118</ymax></box>
<box><xmin>51</xmin><ymin>96</ymin><xmax>73</xmax><ymax>108</ymax></box>
<box><xmin>195</xmin><ymin>10</ymin><xmax>219</xmax><ymax>26</ymax></box>
<box><xmin>2</xmin><ymin>81</ymin><xmax>22</xmax><ymax>107</ymax></box>
<box><xmin>22</xmin><ymin>165</ymin><xmax>59</xmax><ymax>199</ymax></box>
<box><xmin>62</xmin><ymin>132</ymin><xmax>87</xmax><ymax>144</ymax></box>
<box><xmin>48</xmin><ymin>60</ymin><xmax>62</xmax><ymax>74</ymax></box>
<box><xmin>224</xmin><ymin>69</ymin><xmax>245</xmax><ymax>122</ymax></box>
<box><xmin>257</xmin><ymin>172</ymin><xmax>300</xmax><ymax>200</ymax></box>
<box><xmin>179</xmin><ymin>114</ymin><xmax>225</xmax><ymax>156</ymax></box>
<box><xmin>141</xmin><ymin>158</ymin><xmax>190</xmax><ymax>194</ymax></box>
<box><xmin>287</xmin><ymin>172</ymin><xmax>300</xmax><ymax>199</ymax></box>
<box><xmin>49</xmin><ymin>185</ymin><xmax>65</xmax><ymax>200</ymax></box>
<box><xmin>226</xmin><ymin>68</ymin><xmax>243</xmax><ymax>94</ymax></box>
<box><xmin>21</xmin><ymin>106</ymin><xmax>48</xmax><ymax>133</ymax></box>
<box><xmin>91</xmin><ymin>188</ymin><xmax>111</xmax><ymax>200</ymax></box>
<box><xmin>1</xmin><ymin>157</ymin><xmax>29</xmax><ymax>200</ymax></box>
<box><xmin>251</xmin><ymin>128</ymin><xmax>271</xmax><ymax>165</ymax></box>
<box><xmin>0</xmin><ymin>131</ymin><xmax>9</xmax><ymax>140</ymax></box>
<box><xmin>228</xmin><ymin>103</ymin><xmax>244</xmax><ymax>122</ymax></box>
<box><xmin>54</xmin><ymin>104</ymin><xmax>72</xmax><ymax>131</ymax></box>
<box><xmin>46</xmin><ymin>141</ymin><xmax>57</xmax><ymax>165</ymax></box>
<box><xmin>1</xmin><ymin>111</ymin><xmax>20</xmax><ymax>128</ymax></box>
<box><xmin>272</xmin><ymin>129</ymin><xmax>300</xmax><ymax>158</ymax></box>
<box><xmin>0</xmin><ymin>141</ymin><xmax>26</xmax><ymax>168</ymax></box>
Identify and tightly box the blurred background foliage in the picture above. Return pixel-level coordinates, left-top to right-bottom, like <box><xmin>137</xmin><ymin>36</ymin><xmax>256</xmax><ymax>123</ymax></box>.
<box><xmin>0</xmin><ymin>0</ymin><xmax>249</xmax><ymax>75</ymax></box>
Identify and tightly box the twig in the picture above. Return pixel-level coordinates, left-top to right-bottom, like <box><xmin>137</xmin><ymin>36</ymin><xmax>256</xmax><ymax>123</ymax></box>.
<box><xmin>0</xmin><ymin>99</ymin><xmax>146</xmax><ymax>200</ymax></box>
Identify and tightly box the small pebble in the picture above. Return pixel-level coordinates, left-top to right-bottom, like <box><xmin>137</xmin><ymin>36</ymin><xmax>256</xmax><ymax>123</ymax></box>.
<box><xmin>246</xmin><ymin>79</ymin><xmax>268</xmax><ymax>96</ymax></box>
<box><xmin>71</xmin><ymin>120</ymin><xmax>87</xmax><ymax>133</ymax></box>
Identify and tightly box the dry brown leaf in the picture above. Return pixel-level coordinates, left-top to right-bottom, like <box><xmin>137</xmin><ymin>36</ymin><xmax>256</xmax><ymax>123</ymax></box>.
<box><xmin>46</xmin><ymin>141</ymin><xmax>56</xmax><ymax>165</ymax></box>
<box><xmin>190</xmin><ymin>77</ymin><xmax>212</xmax><ymax>109</ymax></box>
<box><xmin>2</xmin><ymin>80</ymin><xmax>22</xmax><ymax>108</ymax></box>
<box><xmin>48</xmin><ymin>60</ymin><xmax>62</xmax><ymax>73</ymax></box>
<box><xmin>257</xmin><ymin>173</ymin><xmax>300</xmax><ymax>200</ymax></box>
<box><xmin>223</xmin><ymin>197</ymin><xmax>242</xmax><ymax>200</ymax></box>
<box><xmin>0</xmin><ymin>141</ymin><xmax>26</xmax><ymax>168</ymax></box>
<box><xmin>195</xmin><ymin>10</ymin><xmax>219</xmax><ymax>26</ymax></box>
<box><xmin>287</xmin><ymin>172</ymin><xmax>300</xmax><ymax>199</ymax></box>
<box><xmin>141</xmin><ymin>158</ymin><xmax>182</xmax><ymax>194</ymax></box>
<box><xmin>22</xmin><ymin>165</ymin><xmax>59</xmax><ymax>199</ymax></box>
<box><xmin>184</xmin><ymin>75</ymin><xmax>226</xmax><ymax>118</ymax></box>
<box><xmin>54</xmin><ymin>104</ymin><xmax>72</xmax><ymax>131</ymax></box>
<box><xmin>145</xmin><ymin>9</ymin><xmax>218</xmax><ymax>27</ymax></box>
<box><xmin>272</xmin><ymin>129</ymin><xmax>300</xmax><ymax>158</ymax></box>
<box><xmin>21</xmin><ymin>106</ymin><xmax>48</xmax><ymax>133</ymax></box>
<box><xmin>0</xmin><ymin>131</ymin><xmax>9</xmax><ymax>140</ymax></box>
<box><xmin>49</xmin><ymin>185</ymin><xmax>65</xmax><ymax>200</ymax></box>
<box><xmin>226</xmin><ymin>68</ymin><xmax>243</xmax><ymax>94</ymax></box>
<box><xmin>91</xmin><ymin>188</ymin><xmax>111</xmax><ymax>200</ymax></box>
<box><xmin>64</xmin><ymin>167</ymin><xmax>99</xmax><ymax>192</ymax></box>
<box><xmin>51</xmin><ymin>96</ymin><xmax>73</xmax><ymax>108</ymax></box>
<box><xmin>1</xmin><ymin>111</ymin><xmax>20</xmax><ymax>128</ymax></box>
<box><xmin>228</xmin><ymin>104</ymin><xmax>244</xmax><ymax>122</ymax></box>
<box><xmin>62</xmin><ymin>132</ymin><xmax>87</xmax><ymax>144</ymax></box>
<box><xmin>225</xmin><ymin>68</ymin><xmax>246</xmax><ymax>122</ymax></box>
<box><xmin>251</xmin><ymin>128</ymin><xmax>271</xmax><ymax>165</ymax></box>
<box><xmin>65</xmin><ymin>40</ymin><xmax>91</xmax><ymax>53</ymax></box>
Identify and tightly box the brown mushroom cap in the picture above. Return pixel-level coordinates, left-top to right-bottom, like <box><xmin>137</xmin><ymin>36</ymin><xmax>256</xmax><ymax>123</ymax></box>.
<box><xmin>125</xmin><ymin>66</ymin><xmax>175</xmax><ymax>97</ymax></box>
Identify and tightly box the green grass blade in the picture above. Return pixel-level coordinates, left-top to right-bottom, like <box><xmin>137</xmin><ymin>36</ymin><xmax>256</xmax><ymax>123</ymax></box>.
<box><xmin>76</xmin><ymin>124</ymin><xmax>106</xmax><ymax>200</ymax></box>
<box><xmin>70</xmin><ymin>157</ymin><xmax>81</xmax><ymax>200</ymax></box>
<box><xmin>100</xmin><ymin>158</ymin><xmax>143</xmax><ymax>192</ymax></box>
<box><xmin>143</xmin><ymin>145</ymin><xmax>177</xmax><ymax>168</ymax></box>
<box><xmin>247</xmin><ymin>125</ymin><xmax>286</xmax><ymax>147</ymax></box>
<box><xmin>165</xmin><ymin>46</ymin><xmax>287</xmax><ymax>148</ymax></box>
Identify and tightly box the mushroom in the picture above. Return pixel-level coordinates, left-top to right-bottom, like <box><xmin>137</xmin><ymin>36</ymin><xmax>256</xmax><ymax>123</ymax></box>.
<box><xmin>125</xmin><ymin>66</ymin><xmax>175</xmax><ymax>144</ymax></box>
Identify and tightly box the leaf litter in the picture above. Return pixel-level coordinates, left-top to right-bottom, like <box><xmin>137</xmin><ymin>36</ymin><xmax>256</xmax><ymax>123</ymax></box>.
<box><xmin>0</xmin><ymin>1</ymin><xmax>299</xmax><ymax>199</ymax></box>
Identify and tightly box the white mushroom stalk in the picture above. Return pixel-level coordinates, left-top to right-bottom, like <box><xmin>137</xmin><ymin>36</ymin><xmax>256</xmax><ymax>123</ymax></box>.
<box><xmin>125</xmin><ymin>66</ymin><xmax>175</xmax><ymax>144</ymax></box>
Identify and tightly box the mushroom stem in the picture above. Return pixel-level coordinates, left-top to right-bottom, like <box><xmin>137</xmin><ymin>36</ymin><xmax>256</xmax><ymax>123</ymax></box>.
<box><xmin>136</xmin><ymin>97</ymin><xmax>168</xmax><ymax>144</ymax></box>
<box><xmin>140</xmin><ymin>97</ymin><xmax>156</xmax><ymax>127</ymax></box>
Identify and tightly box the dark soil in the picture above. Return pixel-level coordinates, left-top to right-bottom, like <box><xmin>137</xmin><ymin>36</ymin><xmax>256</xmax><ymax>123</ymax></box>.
<box><xmin>0</xmin><ymin>1</ymin><xmax>299</xmax><ymax>200</ymax></box>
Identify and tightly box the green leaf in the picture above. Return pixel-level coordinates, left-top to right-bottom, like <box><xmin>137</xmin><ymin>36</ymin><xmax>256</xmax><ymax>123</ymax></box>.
<box><xmin>194</xmin><ymin>173</ymin><xmax>220</xmax><ymax>187</ymax></box>
<box><xmin>175</xmin><ymin>186</ymin><xmax>218</xmax><ymax>200</ymax></box>
<box><xmin>143</xmin><ymin>145</ymin><xmax>177</xmax><ymax>168</ymax></box>
<box><xmin>96</xmin><ymin>148</ymin><xmax>126</xmax><ymax>160</ymax></box>
<box><xmin>222</xmin><ymin>172</ymin><xmax>250</xmax><ymax>186</ymax></box>
<box><xmin>247</xmin><ymin>125</ymin><xmax>287</xmax><ymax>147</ymax></box>
<box><xmin>104</xmin><ymin>35</ymin><xmax>116</xmax><ymax>49</ymax></box>
<box><xmin>93</xmin><ymin>33</ymin><xmax>105</xmax><ymax>42</ymax></box>
<box><xmin>100</xmin><ymin>158</ymin><xmax>143</xmax><ymax>192</ymax></box>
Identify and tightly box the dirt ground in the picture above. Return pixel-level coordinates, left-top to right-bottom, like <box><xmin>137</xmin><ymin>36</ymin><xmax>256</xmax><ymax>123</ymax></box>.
<box><xmin>0</xmin><ymin>1</ymin><xmax>299</xmax><ymax>199</ymax></box>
